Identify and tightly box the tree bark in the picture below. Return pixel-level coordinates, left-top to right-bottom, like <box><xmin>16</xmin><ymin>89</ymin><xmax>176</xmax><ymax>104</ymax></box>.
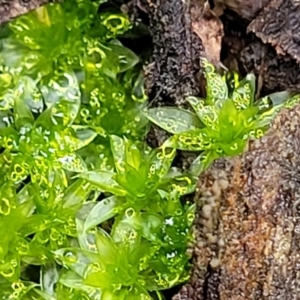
<box><xmin>0</xmin><ymin>0</ymin><xmax>59</xmax><ymax>25</ymax></box>
<box><xmin>222</xmin><ymin>0</ymin><xmax>300</xmax><ymax>95</ymax></box>
<box><xmin>173</xmin><ymin>103</ymin><xmax>300</xmax><ymax>299</ymax></box>
<box><xmin>131</xmin><ymin>0</ymin><xmax>203</xmax><ymax>108</ymax></box>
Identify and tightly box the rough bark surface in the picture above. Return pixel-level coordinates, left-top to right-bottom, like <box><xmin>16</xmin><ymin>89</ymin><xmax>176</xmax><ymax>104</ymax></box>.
<box><xmin>0</xmin><ymin>0</ymin><xmax>59</xmax><ymax>25</ymax></box>
<box><xmin>248</xmin><ymin>0</ymin><xmax>300</xmax><ymax>62</ymax></box>
<box><xmin>125</xmin><ymin>0</ymin><xmax>205</xmax><ymax>155</ymax></box>
<box><xmin>240</xmin><ymin>41</ymin><xmax>300</xmax><ymax>94</ymax></box>
<box><xmin>129</xmin><ymin>0</ymin><xmax>204</xmax><ymax>107</ymax></box>
<box><xmin>173</xmin><ymin>104</ymin><xmax>300</xmax><ymax>299</ymax></box>
<box><xmin>203</xmin><ymin>0</ymin><xmax>271</xmax><ymax>20</ymax></box>
<box><xmin>221</xmin><ymin>9</ymin><xmax>300</xmax><ymax>95</ymax></box>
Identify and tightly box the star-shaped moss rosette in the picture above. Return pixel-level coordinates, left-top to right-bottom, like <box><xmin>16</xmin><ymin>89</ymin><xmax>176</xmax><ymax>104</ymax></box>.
<box><xmin>32</xmin><ymin>192</ymin><xmax>194</xmax><ymax>299</ymax></box>
<box><xmin>145</xmin><ymin>58</ymin><xmax>300</xmax><ymax>175</ymax></box>
<box><xmin>54</xmin><ymin>196</ymin><xmax>194</xmax><ymax>300</ymax></box>
<box><xmin>0</xmin><ymin>70</ymin><xmax>97</xmax><ymax>191</ymax></box>
<box><xmin>62</xmin><ymin>136</ymin><xmax>195</xmax><ymax>297</ymax></box>
<box><xmin>26</xmin><ymin>178</ymin><xmax>97</xmax><ymax>260</ymax></box>
<box><xmin>0</xmin><ymin>172</ymin><xmax>96</xmax><ymax>283</ymax></box>
<box><xmin>78</xmin><ymin>135</ymin><xmax>195</xmax><ymax>208</ymax></box>
<box><xmin>0</xmin><ymin>0</ymin><xmax>148</xmax><ymax>145</ymax></box>
<box><xmin>0</xmin><ymin>183</ymin><xmax>42</xmax><ymax>283</ymax></box>
<box><xmin>0</xmin><ymin>0</ymin><xmax>132</xmax><ymax>79</ymax></box>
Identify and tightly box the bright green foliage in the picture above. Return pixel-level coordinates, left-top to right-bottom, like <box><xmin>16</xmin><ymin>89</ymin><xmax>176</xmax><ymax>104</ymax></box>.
<box><xmin>0</xmin><ymin>72</ymin><xmax>97</xmax><ymax>189</ymax></box>
<box><xmin>0</xmin><ymin>1</ymin><xmax>131</xmax><ymax>78</ymax></box>
<box><xmin>54</xmin><ymin>193</ymin><xmax>194</xmax><ymax>299</ymax></box>
<box><xmin>0</xmin><ymin>280</ymin><xmax>37</xmax><ymax>299</ymax></box>
<box><xmin>79</xmin><ymin>135</ymin><xmax>195</xmax><ymax>204</ymax></box>
<box><xmin>26</xmin><ymin>178</ymin><xmax>96</xmax><ymax>261</ymax></box>
<box><xmin>146</xmin><ymin>58</ymin><xmax>300</xmax><ymax>173</ymax></box>
<box><xmin>68</xmin><ymin>136</ymin><xmax>195</xmax><ymax>298</ymax></box>
<box><xmin>0</xmin><ymin>185</ymin><xmax>35</xmax><ymax>282</ymax></box>
<box><xmin>0</xmin><ymin>0</ymin><xmax>195</xmax><ymax>298</ymax></box>
<box><xmin>0</xmin><ymin>0</ymin><xmax>148</xmax><ymax>143</ymax></box>
<box><xmin>4</xmin><ymin>0</ymin><xmax>295</xmax><ymax>297</ymax></box>
<box><xmin>0</xmin><ymin>177</ymin><xmax>96</xmax><ymax>285</ymax></box>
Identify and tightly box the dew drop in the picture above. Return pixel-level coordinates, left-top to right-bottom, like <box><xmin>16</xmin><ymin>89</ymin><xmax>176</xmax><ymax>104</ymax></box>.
<box><xmin>0</xmin><ymin>198</ymin><xmax>10</xmax><ymax>215</ymax></box>
<box><xmin>11</xmin><ymin>291</ymin><xmax>20</xmax><ymax>299</ymax></box>
<box><xmin>11</xmin><ymin>282</ymin><xmax>24</xmax><ymax>292</ymax></box>
<box><xmin>175</xmin><ymin>209</ymin><xmax>183</xmax><ymax>216</ymax></box>
<box><xmin>187</xmin><ymin>212</ymin><xmax>195</xmax><ymax>224</ymax></box>
<box><xmin>166</xmin><ymin>251</ymin><xmax>177</xmax><ymax>259</ymax></box>
<box><xmin>64</xmin><ymin>251</ymin><xmax>77</xmax><ymax>263</ymax></box>
<box><xmin>50</xmin><ymin>228</ymin><xmax>61</xmax><ymax>241</ymax></box>
<box><xmin>37</xmin><ymin>230</ymin><xmax>50</xmax><ymax>244</ymax></box>
<box><xmin>11</xmin><ymin>259</ymin><xmax>18</xmax><ymax>268</ymax></box>
<box><xmin>125</xmin><ymin>207</ymin><xmax>135</xmax><ymax>218</ymax></box>
<box><xmin>16</xmin><ymin>241</ymin><xmax>29</xmax><ymax>255</ymax></box>
<box><xmin>57</xmin><ymin>235</ymin><xmax>65</xmax><ymax>246</ymax></box>
<box><xmin>0</xmin><ymin>265</ymin><xmax>14</xmax><ymax>278</ymax></box>
<box><xmin>89</xmin><ymin>261</ymin><xmax>101</xmax><ymax>272</ymax></box>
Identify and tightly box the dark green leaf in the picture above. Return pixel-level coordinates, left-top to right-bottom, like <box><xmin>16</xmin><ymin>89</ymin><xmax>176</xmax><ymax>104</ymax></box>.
<box><xmin>14</xmin><ymin>95</ymin><xmax>34</xmax><ymax>129</ymax></box>
<box><xmin>163</xmin><ymin>129</ymin><xmax>209</xmax><ymax>151</ymax></box>
<box><xmin>201</xmin><ymin>58</ymin><xmax>228</xmax><ymax>104</ymax></box>
<box><xmin>186</xmin><ymin>96</ymin><xmax>218</xmax><ymax>128</ymax></box>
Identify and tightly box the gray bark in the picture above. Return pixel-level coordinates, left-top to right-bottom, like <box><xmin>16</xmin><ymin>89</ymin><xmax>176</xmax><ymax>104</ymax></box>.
<box><xmin>0</xmin><ymin>0</ymin><xmax>59</xmax><ymax>25</ymax></box>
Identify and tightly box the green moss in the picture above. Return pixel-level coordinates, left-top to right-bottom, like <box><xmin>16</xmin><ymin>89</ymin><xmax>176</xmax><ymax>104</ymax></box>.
<box><xmin>146</xmin><ymin>58</ymin><xmax>300</xmax><ymax>174</ymax></box>
<box><xmin>0</xmin><ymin>1</ymin><xmax>194</xmax><ymax>299</ymax></box>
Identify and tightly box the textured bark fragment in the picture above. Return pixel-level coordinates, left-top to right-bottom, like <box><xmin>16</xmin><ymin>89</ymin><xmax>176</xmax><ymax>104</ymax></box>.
<box><xmin>248</xmin><ymin>0</ymin><xmax>300</xmax><ymax>62</ymax></box>
<box><xmin>191</xmin><ymin>2</ymin><xmax>224</xmax><ymax>66</ymax></box>
<box><xmin>197</xmin><ymin>0</ymin><xmax>270</xmax><ymax>21</ymax></box>
<box><xmin>173</xmin><ymin>104</ymin><xmax>300</xmax><ymax>299</ymax></box>
<box><xmin>240</xmin><ymin>41</ymin><xmax>300</xmax><ymax>93</ymax></box>
<box><xmin>214</xmin><ymin>0</ymin><xmax>300</xmax><ymax>95</ymax></box>
<box><xmin>0</xmin><ymin>0</ymin><xmax>59</xmax><ymax>25</ymax></box>
<box><xmin>220</xmin><ymin>9</ymin><xmax>300</xmax><ymax>95</ymax></box>
<box><xmin>125</xmin><ymin>0</ymin><xmax>204</xmax><ymax>151</ymax></box>
<box><xmin>130</xmin><ymin>0</ymin><xmax>203</xmax><ymax>107</ymax></box>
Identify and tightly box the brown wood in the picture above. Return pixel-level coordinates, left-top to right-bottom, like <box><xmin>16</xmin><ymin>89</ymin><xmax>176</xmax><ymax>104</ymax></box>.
<box><xmin>220</xmin><ymin>0</ymin><xmax>300</xmax><ymax>95</ymax></box>
<box><xmin>173</xmin><ymin>104</ymin><xmax>300</xmax><ymax>300</ymax></box>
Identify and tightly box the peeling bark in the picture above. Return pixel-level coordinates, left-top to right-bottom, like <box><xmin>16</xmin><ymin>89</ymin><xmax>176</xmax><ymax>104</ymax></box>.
<box><xmin>220</xmin><ymin>12</ymin><xmax>300</xmax><ymax>95</ymax></box>
<box><xmin>240</xmin><ymin>41</ymin><xmax>300</xmax><ymax>93</ymax></box>
<box><xmin>218</xmin><ymin>0</ymin><xmax>300</xmax><ymax>95</ymax></box>
<box><xmin>191</xmin><ymin>2</ymin><xmax>224</xmax><ymax>65</ymax></box>
<box><xmin>214</xmin><ymin>0</ymin><xmax>270</xmax><ymax>20</ymax></box>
